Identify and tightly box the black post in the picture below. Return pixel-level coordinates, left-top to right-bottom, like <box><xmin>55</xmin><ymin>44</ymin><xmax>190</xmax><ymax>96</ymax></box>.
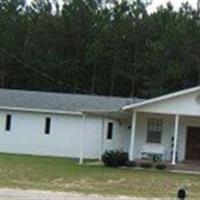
<box><xmin>177</xmin><ymin>188</ymin><xmax>187</xmax><ymax>200</ymax></box>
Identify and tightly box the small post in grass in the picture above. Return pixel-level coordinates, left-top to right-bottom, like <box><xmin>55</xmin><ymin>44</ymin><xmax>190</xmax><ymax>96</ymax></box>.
<box><xmin>177</xmin><ymin>188</ymin><xmax>187</xmax><ymax>200</ymax></box>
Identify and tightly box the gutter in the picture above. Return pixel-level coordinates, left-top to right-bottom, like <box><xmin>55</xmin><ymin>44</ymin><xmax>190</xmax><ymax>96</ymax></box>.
<box><xmin>0</xmin><ymin>106</ymin><xmax>83</xmax><ymax>116</ymax></box>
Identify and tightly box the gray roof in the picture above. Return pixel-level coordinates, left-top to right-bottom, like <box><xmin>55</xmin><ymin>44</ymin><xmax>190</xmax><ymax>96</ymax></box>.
<box><xmin>0</xmin><ymin>89</ymin><xmax>144</xmax><ymax>112</ymax></box>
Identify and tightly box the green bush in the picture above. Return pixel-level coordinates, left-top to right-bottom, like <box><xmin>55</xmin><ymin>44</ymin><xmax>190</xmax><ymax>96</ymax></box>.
<box><xmin>155</xmin><ymin>163</ymin><xmax>167</xmax><ymax>170</ymax></box>
<box><xmin>152</xmin><ymin>154</ymin><xmax>162</xmax><ymax>163</ymax></box>
<box><xmin>139</xmin><ymin>162</ymin><xmax>153</xmax><ymax>169</ymax></box>
<box><xmin>102</xmin><ymin>150</ymin><xmax>128</xmax><ymax>167</ymax></box>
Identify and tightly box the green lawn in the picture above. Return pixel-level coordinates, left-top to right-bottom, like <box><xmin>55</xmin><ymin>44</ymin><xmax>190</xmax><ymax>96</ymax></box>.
<box><xmin>0</xmin><ymin>153</ymin><xmax>200</xmax><ymax>198</ymax></box>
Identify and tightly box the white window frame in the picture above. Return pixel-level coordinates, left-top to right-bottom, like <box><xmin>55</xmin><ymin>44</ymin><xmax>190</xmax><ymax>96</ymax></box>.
<box><xmin>147</xmin><ymin>118</ymin><xmax>163</xmax><ymax>144</ymax></box>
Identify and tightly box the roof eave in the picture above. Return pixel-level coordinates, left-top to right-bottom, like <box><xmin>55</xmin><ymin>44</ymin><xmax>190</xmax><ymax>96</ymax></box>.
<box><xmin>122</xmin><ymin>86</ymin><xmax>200</xmax><ymax>111</ymax></box>
<box><xmin>0</xmin><ymin>106</ymin><xmax>83</xmax><ymax>116</ymax></box>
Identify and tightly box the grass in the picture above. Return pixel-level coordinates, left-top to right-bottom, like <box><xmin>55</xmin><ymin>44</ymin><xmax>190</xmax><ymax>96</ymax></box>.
<box><xmin>0</xmin><ymin>153</ymin><xmax>200</xmax><ymax>198</ymax></box>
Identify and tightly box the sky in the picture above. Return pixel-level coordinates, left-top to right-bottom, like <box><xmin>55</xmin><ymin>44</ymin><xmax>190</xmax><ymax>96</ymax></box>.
<box><xmin>147</xmin><ymin>0</ymin><xmax>197</xmax><ymax>13</ymax></box>
<box><xmin>27</xmin><ymin>0</ymin><xmax>198</xmax><ymax>13</ymax></box>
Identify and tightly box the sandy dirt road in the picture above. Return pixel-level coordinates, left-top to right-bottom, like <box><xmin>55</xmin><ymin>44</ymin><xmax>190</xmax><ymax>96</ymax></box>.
<box><xmin>0</xmin><ymin>188</ymin><xmax>169</xmax><ymax>200</ymax></box>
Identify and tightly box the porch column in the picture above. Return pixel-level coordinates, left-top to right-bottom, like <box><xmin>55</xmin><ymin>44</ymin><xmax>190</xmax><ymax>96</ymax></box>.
<box><xmin>172</xmin><ymin>114</ymin><xmax>180</xmax><ymax>165</ymax></box>
<box><xmin>129</xmin><ymin>111</ymin><xmax>137</xmax><ymax>161</ymax></box>
<box><xmin>79</xmin><ymin>114</ymin><xmax>86</xmax><ymax>164</ymax></box>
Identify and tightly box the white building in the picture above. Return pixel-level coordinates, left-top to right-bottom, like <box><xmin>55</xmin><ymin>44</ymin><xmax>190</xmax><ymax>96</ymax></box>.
<box><xmin>0</xmin><ymin>86</ymin><xmax>200</xmax><ymax>165</ymax></box>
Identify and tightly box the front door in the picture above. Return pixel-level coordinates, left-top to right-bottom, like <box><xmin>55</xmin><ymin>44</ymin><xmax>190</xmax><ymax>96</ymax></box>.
<box><xmin>186</xmin><ymin>127</ymin><xmax>200</xmax><ymax>160</ymax></box>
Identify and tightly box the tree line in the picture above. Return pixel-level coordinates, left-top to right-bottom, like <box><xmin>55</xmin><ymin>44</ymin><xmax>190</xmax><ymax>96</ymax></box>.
<box><xmin>0</xmin><ymin>0</ymin><xmax>200</xmax><ymax>98</ymax></box>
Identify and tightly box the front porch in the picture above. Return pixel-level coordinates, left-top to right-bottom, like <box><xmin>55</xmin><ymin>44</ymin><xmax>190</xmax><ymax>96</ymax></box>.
<box><xmin>123</xmin><ymin>87</ymin><xmax>200</xmax><ymax>165</ymax></box>
<box><xmin>172</xmin><ymin>161</ymin><xmax>200</xmax><ymax>172</ymax></box>
<box><xmin>128</xmin><ymin>112</ymin><xmax>200</xmax><ymax>165</ymax></box>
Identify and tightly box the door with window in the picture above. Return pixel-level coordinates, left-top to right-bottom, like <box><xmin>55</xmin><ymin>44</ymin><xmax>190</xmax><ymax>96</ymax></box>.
<box><xmin>186</xmin><ymin>127</ymin><xmax>200</xmax><ymax>160</ymax></box>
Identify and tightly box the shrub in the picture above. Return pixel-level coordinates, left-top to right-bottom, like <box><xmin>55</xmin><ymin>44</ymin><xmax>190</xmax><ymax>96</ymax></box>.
<box><xmin>152</xmin><ymin>154</ymin><xmax>162</xmax><ymax>163</ymax></box>
<box><xmin>117</xmin><ymin>152</ymin><xmax>129</xmax><ymax>166</ymax></box>
<box><xmin>102</xmin><ymin>151</ymin><xmax>117</xmax><ymax>167</ymax></box>
<box><xmin>102</xmin><ymin>150</ymin><xmax>128</xmax><ymax>167</ymax></box>
<box><xmin>155</xmin><ymin>163</ymin><xmax>167</xmax><ymax>170</ymax></box>
<box><xmin>124</xmin><ymin>161</ymin><xmax>137</xmax><ymax>167</ymax></box>
<box><xmin>139</xmin><ymin>162</ymin><xmax>153</xmax><ymax>169</ymax></box>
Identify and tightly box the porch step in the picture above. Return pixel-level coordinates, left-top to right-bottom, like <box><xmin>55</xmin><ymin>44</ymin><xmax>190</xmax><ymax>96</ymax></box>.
<box><xmin>171</xmin><ymin>170</ymin><xmax>200</xmax><ymax>175</ymax></box>
<box><xmin>171</xmin><ymin>162</ymin><xmax>200</xmax><ymax>172</ymax></box>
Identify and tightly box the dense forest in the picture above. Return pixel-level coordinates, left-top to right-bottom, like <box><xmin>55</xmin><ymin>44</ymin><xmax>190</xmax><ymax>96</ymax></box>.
<box><xmin>0</xmin><ymin>0</ymin><xmax>200</xmax><ymax>98</ymax></box>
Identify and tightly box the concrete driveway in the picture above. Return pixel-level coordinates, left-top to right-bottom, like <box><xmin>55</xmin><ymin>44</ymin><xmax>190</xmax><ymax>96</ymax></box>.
<box><xmin>0</xmin><ymin>188</ymin><xmax>169</xmax><ymax>200</ymax></box>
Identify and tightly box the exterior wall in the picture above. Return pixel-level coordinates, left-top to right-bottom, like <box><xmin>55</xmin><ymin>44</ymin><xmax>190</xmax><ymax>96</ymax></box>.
<box><xmin>131</xmin><ymin>113</ymin><xmax>200</xmax><ymax>162</ymax></box>
<box><xmin>0</xmin><ymin>110</ymin><xmax>129</xmax><ymax>159</ymax></box>
<box><xmin>0</xmin><ymin>111</ymin><xmax>83</xmax><ymax>158</ymax></box>
<box><xmin>2</xmin><ymin>108</ymin><xmax>199</xmax><ymax>162</ymax></box>
<box><xmin>100</xmin><ymin>118</ymin><xmax>129</xmax><ymax>154</ymax></box>
<box><xmin>83</xmin><ymin>116</ymin><xmax>102</xmax><ymax>159</ymax></box>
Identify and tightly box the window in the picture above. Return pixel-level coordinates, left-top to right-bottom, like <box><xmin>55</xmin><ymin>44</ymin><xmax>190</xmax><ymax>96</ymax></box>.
<box><xmin>107</xmin><ymin>122</ymin><xmax>113</xmax><ymax>139</ymax></box>
<box><xmin>45</xmin><ymin>117</ymin><xmax>51</xmax><ymax>134</ymax></box>
<box><xmin>5</xmin><ymin>114</ymin><xmax>11</xmax><ymax>131</ymax></box>
<box><xmin>147</xmin><ymin>118</ymin><xmax>162</xmax><ymax>143</ymax></box>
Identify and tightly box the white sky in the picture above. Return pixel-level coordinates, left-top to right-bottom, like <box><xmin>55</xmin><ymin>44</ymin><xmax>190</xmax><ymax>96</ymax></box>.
<box><xmin>147</xmin><ymin>0</ymin><xmax>197</xmax><ymax>13</ymax></box>
<box><xmin>27</xmin><ymin>0</ymin><xmax>198</xmax><ymax>13</ymax></box>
